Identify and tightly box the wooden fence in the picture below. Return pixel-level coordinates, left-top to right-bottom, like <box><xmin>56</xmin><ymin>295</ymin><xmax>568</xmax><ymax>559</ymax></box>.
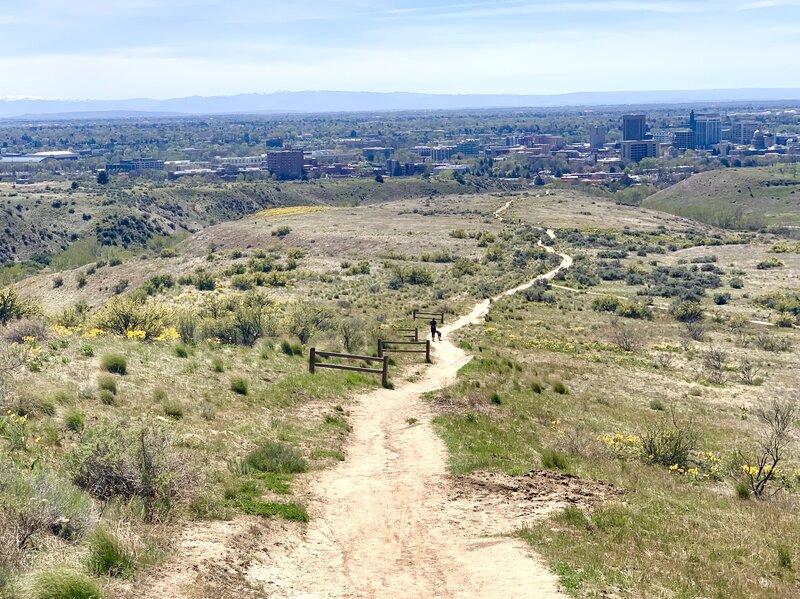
<box><xmin>377</xmin><ymin>339</ymin><xmax>431</xmax><ymax>363</ymax></box>
<box><xmin>309</xmin><ymin>348</ymin><xmax>389</xmax><ymax>388</ymax></box>
<box><xmin>397</xmin><ymin>327</ymin><xmax>419</xmax><ymax>341</ymax></box>
<box><xmin>412</xmin><ymin>310</ymin><xmax>445</xmax><ymax>324</ymax></box>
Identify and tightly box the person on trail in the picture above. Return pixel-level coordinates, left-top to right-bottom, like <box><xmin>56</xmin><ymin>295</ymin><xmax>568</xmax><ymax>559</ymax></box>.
<box><xmin>430</xmin><ymin>319</ymin><xmax>442</xmax><ymax>341</ymax></box>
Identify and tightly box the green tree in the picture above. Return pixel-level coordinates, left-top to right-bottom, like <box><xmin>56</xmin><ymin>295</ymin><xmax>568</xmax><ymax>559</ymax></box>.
<box><xmin>96</xmin><ymin>170</ymin><xmax>109</xmax><ymax>185</ymax></box>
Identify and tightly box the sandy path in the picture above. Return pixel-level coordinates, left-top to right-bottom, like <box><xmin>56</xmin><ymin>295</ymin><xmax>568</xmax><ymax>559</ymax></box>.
<box><xmin>141</xmin><ymin>202</ymin><xmax>575</xmax><ymax>599</ymax></box>
<box><xmin>246</xmin><ymin>221</ymin><xmax>574</xmax><ymax>598</ymax></box>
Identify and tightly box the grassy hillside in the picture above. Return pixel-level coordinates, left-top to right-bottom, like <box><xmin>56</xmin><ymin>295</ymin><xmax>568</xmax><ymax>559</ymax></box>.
<box><xmin>643</xmin><ymin>166</ymin><xmax>800</xmax><ymax>230</ymax></box>
<box><xmin>0</xmin><ymin>176</ymin><xmax>520</xmax><ymax>282</ymax></box>
<box><xmin>3</xmin><ymin>189</ymin><xmax>800</xmax><ymax>597</ymax></box>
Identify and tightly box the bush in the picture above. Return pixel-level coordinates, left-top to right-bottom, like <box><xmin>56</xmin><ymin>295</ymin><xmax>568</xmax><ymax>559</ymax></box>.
<box><xmin>552</xmin><ymin>381</ymin><xmax>568</xmax><ymax>395</ymax></box>
<box><xmin>71</xmin><ymin>422</ymin><xmax>187</xmax><ymax>523</ymax></box>
<box><xmin>541</xmin><ymin>448</ymin><xmax>570</xmax><ymax>471</ymax></box>
<box><xmin>230</xmin><ymin>376</ymin><xmax>248</xmax><ymax>396</ymax></box>
<box><xmin>162</xmin><ymin>399</ymin><xmax>184</xmax><ymax>420</ymax></box>
<box><xmin>88</xmin><ymin>529</ymin><xmax>134</xmax><ymax>578</ymax></box>
<box><xmin>101</xmin><ymin>354</ymin><xmax>127</xmax><ymax>375</ymax></box>
<box><xmin>212</xmin><ymin>357</ymin><xmax>225</xmax><ymax>373</ymax></box>
<box><xmin>65</xmin><ymin>410</ymin><xmax>85</xmax><ymax>432</ymax></box>
<box><xmin>757</xmin><ymin>257</ymin><xmax>784</xmax><ymax>270</ymax></box>
<box><xmin>172</xmin><ymin>343</ymin><xmax>189</xmax><ymax>358</ymax></box>
<box><xmin>193</xmin><ymin>271</ymin><xmax>216</xmax><ymax>291</ymax></box>
<box><xmin>592</xmin><ymin>295</ymin><xmax>621</xmax><ymax>313</ymax></box>
<box><xmin>615</xmin><ymin>301</ymin><xmax>651</xmax><ymax>320</ymax></box>
<box><xmin>730</xmin><ymin>277</ymin><xmax>744</xmax><ymax>289</ymax></box>
<box><xmin>32</xmin><ymin>570</ymin><xmax>102</xmax><ymax>599</ymax></box>
<box><xmin>94</xmin><ymin>295</ymin><xmax>168</xmax><ymax>339</ymax></box>
<box><xmin>713</xmin><ymin>292</ymin><xmax>731</xmax><ymax>305</ymax></box>
<box><xmin>99</xmin><ymin>390</ymin><xmax>117</xmax><ymax>406</ymax></box>
<box><xmin>641</xmin><ymin>418</ymin><xmax>697</xmax><ymax>468</ymax></box>
<box><xmin>272</xmin><ymin>226</ymin><xmax>292</xmax><ymax>237</ymax></box>
<box><xmin>97</xmin><ymin>375</ymin><xmax>117</xmax><ymax>395</ymax></box>
<box><xmin>671</xmin><ymin>301</ymin><xmax>705</xmax><ymax>323</ymax></box>
<box><xmin>244</xmin><ymin>441</ymin><xmax>307</xmax><ymax>474</ymax></box>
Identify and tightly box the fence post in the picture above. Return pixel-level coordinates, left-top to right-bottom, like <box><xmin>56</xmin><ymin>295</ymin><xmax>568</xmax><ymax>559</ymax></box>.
<box><xmin>440</xmin><ymin>312</ymin><xmax>445</xmax><ymax>324</ymax></box>
<box><xmin>425</xmin><ymin>340</ymin><xmax>431</xmax><ymax>363</ymax></box>
<box><xmin>414</xmin><ymin>327</ymin><xmax>418</xmax><ymax>342</ymax></box>
<box><xmin>381</xmin><ymin>355</ymin><xmax>389</xmax><ymax>388</ymax></box>
<box><xmin>377</xmin><ymin>339</ymin><xmax>383</xmax><ymax>357</ymax></box>
<box><xmin>309</xmin><ymin>347</ymin><xmax>316</xmax><ymax>374</ymax></box>
<box><xmin>412</xmin><ymin>310</ymin><xmax>416</xmax><ymax>321</ymax></box>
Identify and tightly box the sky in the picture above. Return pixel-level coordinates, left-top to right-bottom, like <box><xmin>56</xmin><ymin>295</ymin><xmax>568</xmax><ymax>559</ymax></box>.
<box><xmin>1</xmin><ymin>0</ymin><xmax>799</xmax><ymax>99</ymax></box>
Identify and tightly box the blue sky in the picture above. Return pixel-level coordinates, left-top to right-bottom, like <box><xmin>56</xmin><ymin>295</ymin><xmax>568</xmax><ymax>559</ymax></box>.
<box><xmin>1</xmin><ymin>0</ymin><xmax>799</xmax><ymax>99</ymax></box>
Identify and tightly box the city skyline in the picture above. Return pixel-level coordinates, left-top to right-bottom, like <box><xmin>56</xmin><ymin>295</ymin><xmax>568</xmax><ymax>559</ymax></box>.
<box><xmin>1</xmin><ymin>0</ymin><xmax>800</xmax><ymax>100</ymax></box>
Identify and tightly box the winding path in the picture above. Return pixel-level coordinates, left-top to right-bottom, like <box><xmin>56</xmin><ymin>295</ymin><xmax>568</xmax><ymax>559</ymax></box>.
<box><xmin>143</xmin><ymin>200</ymin><xmax>574</xmax><ymax>599</ymax></box>
<box><xmin>246</xmin><ymin>203</ymin><xmax>573</xmax><ymax>598</ymax></box>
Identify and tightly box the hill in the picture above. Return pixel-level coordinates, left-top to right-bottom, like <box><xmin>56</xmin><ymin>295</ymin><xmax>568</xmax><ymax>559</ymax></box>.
<box><xmin>3</xmin><ymin>88</ymin><xmax>800</xmax><ymax>118</ymax></box>
<box><xmin>643</xmin><ymin>166</ymin><xmax>800</xmax><ymax>230</ymax></box>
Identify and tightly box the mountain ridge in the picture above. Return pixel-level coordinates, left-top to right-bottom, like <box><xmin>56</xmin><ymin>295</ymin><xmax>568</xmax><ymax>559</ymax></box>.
<box><xmin>1</xmin><ymin>88</ymin><xmax>799</xmax><ymax>119</ymax></box>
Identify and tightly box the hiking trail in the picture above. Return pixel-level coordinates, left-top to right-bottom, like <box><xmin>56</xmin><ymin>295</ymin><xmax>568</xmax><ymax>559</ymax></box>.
<box><xmin>141</xmin><ymin>201</ymin><xmax>585</xmax><ymax>599</ymax></box>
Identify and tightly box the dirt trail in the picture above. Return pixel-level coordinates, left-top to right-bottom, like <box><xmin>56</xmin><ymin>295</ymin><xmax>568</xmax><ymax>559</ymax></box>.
<box><xmin>143</xmin><ymin>203</ymin><xmax>578</xmax><ymax>599</ymax></box>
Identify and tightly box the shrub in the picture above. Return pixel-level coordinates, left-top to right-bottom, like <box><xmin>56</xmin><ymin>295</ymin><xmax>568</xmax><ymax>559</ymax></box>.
<box><xmin>671</xmin><ymin>301</ymin><xmax>705</xmax><ymax>323</ymax></box>
<box><xmin>162</xmin><ymin>399</ymin><xmax>184</xmax><ymax>420</ymax></box>
<box><xmin>94</xmin><ymin>295</ymin><xmax>168</xmax><ymax>339</ymax></box>
<box><xmin>141</xmin><ymin>274</ymin><xmax>175</xmax><ymax>296</ymax></box>
<box><xmin>735</xmin><ymin>481</ymin><xmax>750</xmax><ymax>499</ymax></box>
<box><xmin>80</xmin><ymin>344</ymin><xmax>95</xmax><ymax>357</ymax></box>
<box><xmin>531</xmin><ymin>380</ymin><xmax>543</xmax><ymax>394</ymax></box>
<box><xmin>244</xmin><ymin>441</ymin><xmax>307</xmax><ymax>474</ymax></box>
<box><xmin>97</xmin><ymin>375</ymin><xmax>117</xmax><ymax>395</ymax></box>
<box><xmin>230</xmin><ymin>376</ymin><xmax>248</xmax><ymax>395</ymax></box>
<box><xmin>65</xmin><ymin>410</ymin><xmax>85</xmax><ymax>432</ymax></box>
<box><xmin>615</xmin><ymin>301</ymin><xmax>651</xmax><ymax>320</ymax></box>
<box><xmin>111</xmin><ymin>280</ymin><xmax>129</xmax><ymax>295</ymax></box>
<box><xmin>552</xmin><ymin>381</ymin><xmax>568</xmax><ymax>395</ymax></box>
<box><xmin>99</xmin><ymin>390</ymin><xmax>117</xmax><ymax>406</ymax></box>
<box><xmin>774</xmin><ymin>312</ymin><xmax>796</xmax><ymax>328</ymax></box>
<box><xmin>641</xmin><ymin>417</ymin><xmax>697</xmax><ymax>468</ymax></box>
<box><xmin>3</xmin><ymin>319</ymin><xmax>49</xmax><ymax>344</ymax></box>
<box><xmin>755</xmin><ymin>332</ymin><xmax>792</xmax><ymax>352</ymax></box>
<box><xmin>193</xmin><ymin>271</ymin><xmax>216</xmax><ymax>291</ymax></box>
<box><xmin>490</xmin><ymin>393</ymin><xmax>502</xmax><ymax>405</ymax></box>
<box><xmin>53</xmin><ymin>276</ymin><xmax>64</xmax><ymax>288</ymax></box>
<box><xmin>541</xmin><ymin>448</ymin><xmax>570</xmax><ymax>471</ymax></box>
<box><xmin>345</xmin><ymin>260</ymin><xmax>371</xmax><ymax>276</ymax></box>
<box><xmin>172</xmin><ymin>343</ymin><xmax>189</xmax><ymax>358</ymax></box>
<box><xmin>71</xmin><ymin>421</ymin><xmax>186</xmax><ymax>523</ymax></box>
<box><xmin>592</xmin><ymin>295</ymin><xmax>620</xmax><ymax>313</ymax></box>
<box><xmin>272</xmin><ymin>226</ymin><xmax>291</xmax><ymax>237</ymax></box>
<box><xmin>757</xmin><ymin>257</ymin><xmax>784</xmax><ymax>270</ymax></box>
<box><xmin>212</xmin><ymin>357</ymin><xmax>225</xmax><ymax>373</ymax></box>
<box><xmin>101</xmin><ymin>354</ymin><xmax>127</xmax><ymax>375</ymax></box>
<box><xmin>32</xmin><ymin>570</ymin><xmax>102</xmax><ymax>599</ymax></box>
<box><xmin>730</xmin><ymin>277</ymin><xmax>744</xmax><ymax>289</ymax></box>
<box><xmin>713</xmin><ymin>292</ymin><xmax>731</xmax><ymax>305</ymax></box>
<box><xmin>88</xmin><ymin>529</ymin><xmax>134</xmax><ymax>578</ymax></box>
<box><xmin>649</xmin><ymin>399</ymin><xmax>666</xmax><ymax>411</ymax></box>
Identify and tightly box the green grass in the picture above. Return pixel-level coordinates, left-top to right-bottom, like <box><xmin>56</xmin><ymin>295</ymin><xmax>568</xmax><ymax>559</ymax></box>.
<box><xmin>32</xmin><ymin>570</ymin><xmax>103</xmax><ymax>599</ymax></box>
<box><xmin>87</xmin><ymin>529</ymin><xmax>134</xmax><ymax>578</ymax></box>
<box><xmin>244</xmin><ymin>441</ymin><xmax>307</xmax><ymax>474</ymax></box>
<box><xmin>100</xmin><ymin>354</ymin><xmax>127</xmax><ymax>375</ymax></box>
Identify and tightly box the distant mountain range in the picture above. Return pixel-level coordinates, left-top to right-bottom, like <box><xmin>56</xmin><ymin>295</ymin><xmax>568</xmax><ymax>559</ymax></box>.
<box><xmin>2</xmin><ymin>89</ymin><xmax>800</xmax><ymax>119</ymax></box>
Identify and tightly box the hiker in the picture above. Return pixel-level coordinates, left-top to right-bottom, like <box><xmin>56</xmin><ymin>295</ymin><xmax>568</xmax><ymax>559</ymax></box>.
<box><xmin>430</xmin><ymin>318</ymin><xmax>442</xmax><ymax>341</ymax></box>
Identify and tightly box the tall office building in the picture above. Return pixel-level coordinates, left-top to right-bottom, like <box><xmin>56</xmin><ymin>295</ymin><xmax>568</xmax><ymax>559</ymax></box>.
<box><xmin>672</xmin><ymin>129</ymin><xmax>695</xmax><ymax>151</ymax></box>
<box><xmin>266</xmin><ymin>150</ymin><xmax>304</xmax><ymax>179</ymax></box>
<box><xmin>694</xmin><ymin>114</ymin><xmax>722</xmax><ymax>149</ymax></box>
<box><xmin>622</xmin><ymin>114</ymin><xmax>646</xmax><ymax>141</ymax></box>
<box><xmin>621</xmin><ymin>140</ymin><xmax>660</xmax><ymax>162</ymax></box>
<box><xmin>734</xmin><ymin>122</ymin><xmax>759</xmax><ymax>145</ymax></box>
<box><xmin>589</xmin><ymin>126</ymin><xmax>606</xmax><ymax>148</ymax></box>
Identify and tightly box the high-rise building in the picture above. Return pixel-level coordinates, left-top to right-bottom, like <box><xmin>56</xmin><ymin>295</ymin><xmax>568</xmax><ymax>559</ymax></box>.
<box><xmin>694</xmin><ymin>114</ymin><xmax>722</xmax><ymax>149</ymax></box>
<box><xmin>622</xmin><ymin>114</ymin><xmax>646</xmax><ymax>141</ymax></box>
<box><xmin>673</xmin><ymin>129</ymin><xmax>695</xmax><ymax>151</ymax></box>
<box><xmin>589</xmin><ymin>126</ymin><xmax>606</xmax><ymax>149</ymax></box>
<box><xmin>621</xmin><ymin>140</ymin><xmax>660</xmax><ymax>163</ymax></box>
<box><xmin>734</xmin><ymin>122</ymin><xmax>759</xmax><ymax>145</ymax></box>
<box><xmin>266</xmin><ymin>150</ymin><xmax>304</xmax><ymax>179</ymax></box>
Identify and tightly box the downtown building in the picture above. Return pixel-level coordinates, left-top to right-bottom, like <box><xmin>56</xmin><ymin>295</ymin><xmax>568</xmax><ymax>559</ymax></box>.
<box><xmin>694</xmin><ymin>114</ymin><xmax>722</xmax><ymax>149</ymax></box>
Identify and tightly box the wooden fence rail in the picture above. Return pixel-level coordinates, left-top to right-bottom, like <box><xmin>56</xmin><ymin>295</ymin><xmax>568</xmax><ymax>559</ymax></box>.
<box><xmin>412</xmin><ymin>310</ymin><xmax>445</xmax><ymax>324</ymax></box>
<box><xmin>309</xmin><ymin>348</ymin><xmax>389</xmax><ymax>388</ymax></box>
<box><xmin>397</xmin><ymin>327</ymin><xmax>419</xmax><ymax>341</ymax></box>
<box><xmin>377</xmin><ymin>339</ymin><xmax>431</xmax><ymax>363</ymax></box>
